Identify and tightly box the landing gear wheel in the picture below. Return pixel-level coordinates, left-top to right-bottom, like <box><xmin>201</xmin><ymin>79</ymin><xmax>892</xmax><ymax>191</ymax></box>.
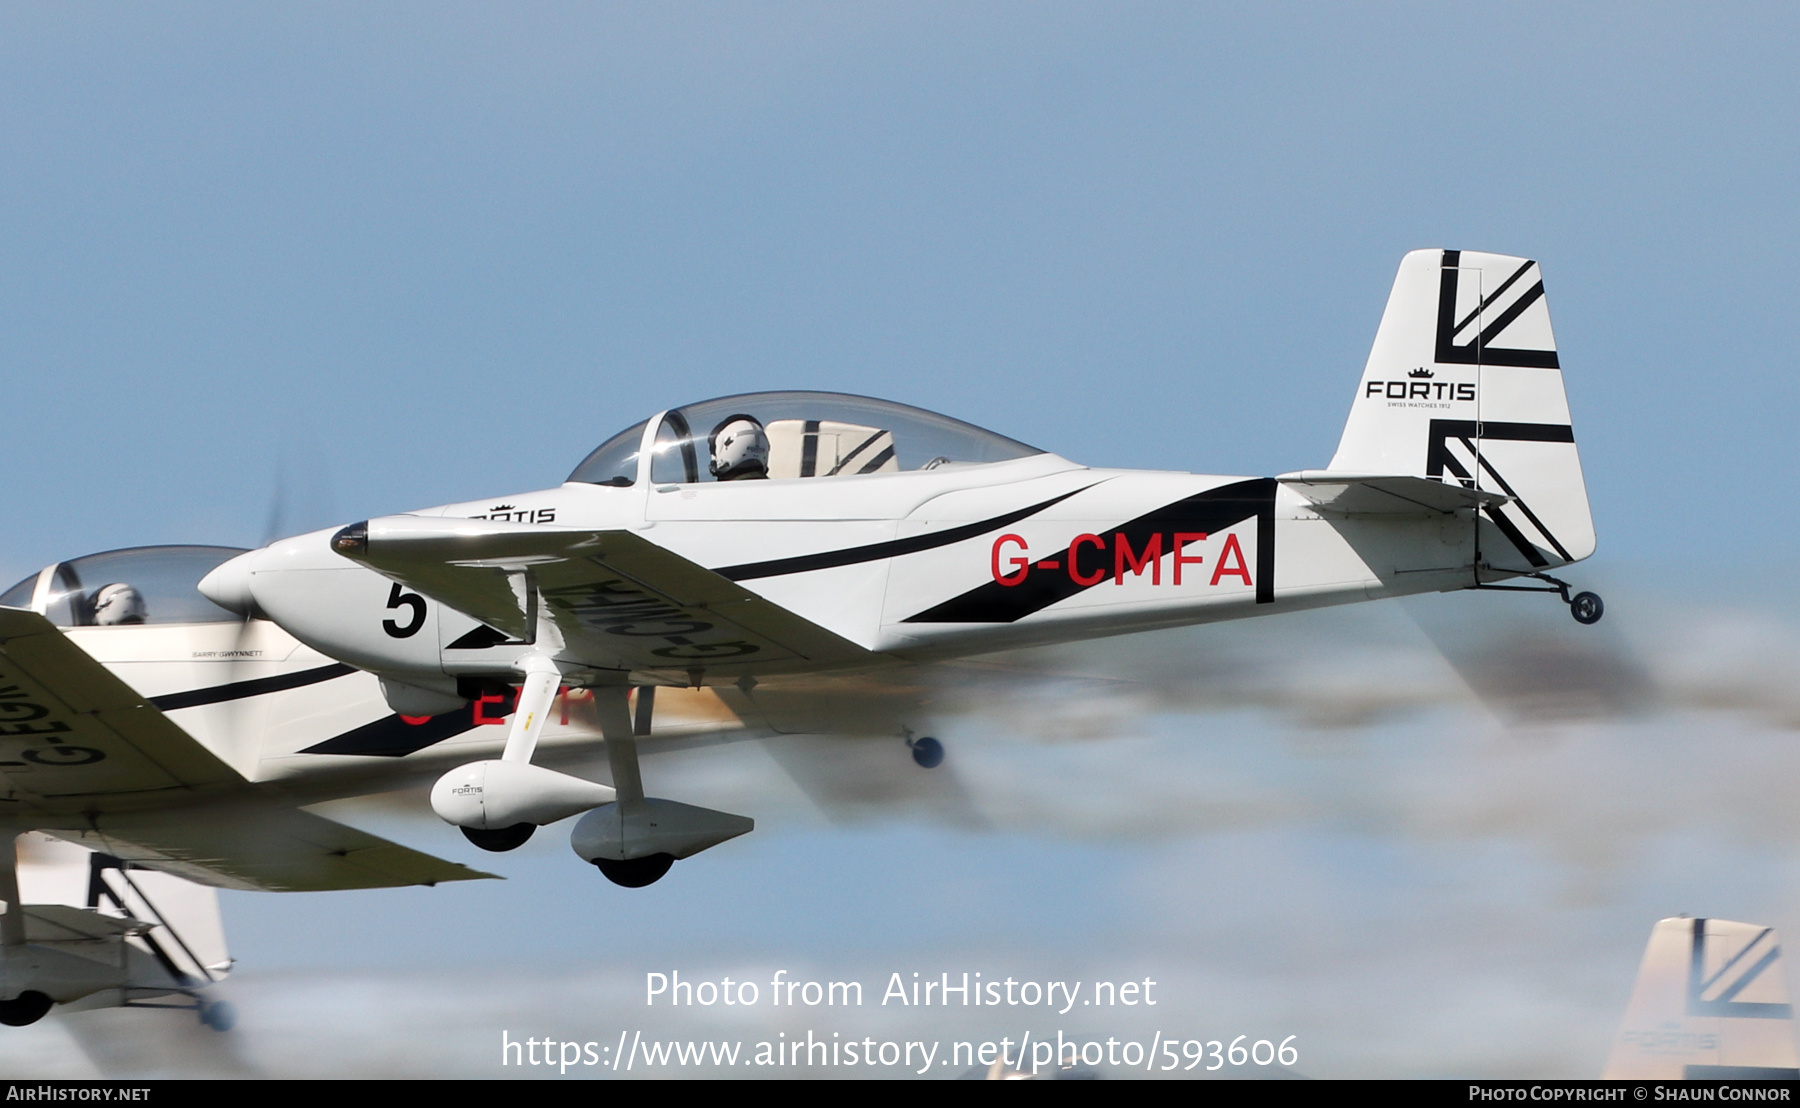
<box><xmin>1570</xmin><ymin>591</ymin><xmax>1604</xmax><ymax>625</ymax></box>
<box><xmin>0</xmin><ymin>991</ymin><xmax>51</xmax><ymax>1027</ymax></box>
<box><xmin>199</xmin><ymin>1000</ymin><xmax>237</xmax><ymax>1032</ymax></box>
<box><xmin>594</xmin><ymin>853</ymin><xmax>675</xmax><ymax>888</ymax></box>
<box><xmin>909</xmin><ymin>736</ymin><xmax>944</xmax><ymax>769</ymax></box>
<box><xmin>461</xmin><ymin>823</ymin><xmax>536</xmax><ymax>852</ymax></box>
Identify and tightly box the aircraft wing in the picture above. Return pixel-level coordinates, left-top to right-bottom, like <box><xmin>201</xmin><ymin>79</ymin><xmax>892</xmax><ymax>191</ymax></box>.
<box><xmin>338</xmin><ymin>516</ymin><xmax>880</xmax><ymax>676</ymax></box>
<box><xmin>1276</xmin><ymin>471</ymin><xmax>1509</xmax><ymax>515</ymax></box>
<box><xmin>45</xmin><ymin>805</ymin><xmax>495</xmax><ymax>892</ymax></box>
<box><xmin>0</xmin><ymin>607</ymin><xmax>494</xmax><ymax>892</ymax></box>
<box><xmin>0</xmin><ymin>606</ymin><xmax>244</xmax><ymax>804</ymax></box>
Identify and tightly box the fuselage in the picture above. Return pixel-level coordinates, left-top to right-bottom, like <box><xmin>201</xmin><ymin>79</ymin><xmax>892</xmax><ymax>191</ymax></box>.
<box><xmin>19</xmin><ymin>357</ymin><xmax>1591</xmax><ymax>816</ymax></box>
<box><xmin>161</xmin><ymin>455</ymin><xmax>1490</xmax><ymax>802</ymax></box>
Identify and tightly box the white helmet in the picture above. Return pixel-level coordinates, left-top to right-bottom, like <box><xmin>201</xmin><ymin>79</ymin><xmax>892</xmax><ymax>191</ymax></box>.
<box><xmin>91</xmin><ymin>583</ymin><xmax>147</xmax><ymax>625</ymax></box>
<box><xmin>708</xmin><ymin>415</ymin><xmax>769</xmax><ymax>480</ymax></box>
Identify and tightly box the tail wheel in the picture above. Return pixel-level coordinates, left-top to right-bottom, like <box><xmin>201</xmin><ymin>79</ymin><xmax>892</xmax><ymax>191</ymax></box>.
<box><xmin>0</xmin><ymin>991</ymin><xmax>51</xmax><ymax>1027</ymax></box>
<box><xmin>1570</xmin><ymin>591</ymin><xmax>1604</xmax><ymax>625</ymax></box>
<box><xmin>461</xmin><ymin>823</ymin><xmax>536</xmax><ymax>852</ymax></box>
<box><xmin>594</xmin><ymin>853</ymin><xmax>675</xmax><ymax>888</ymax></box>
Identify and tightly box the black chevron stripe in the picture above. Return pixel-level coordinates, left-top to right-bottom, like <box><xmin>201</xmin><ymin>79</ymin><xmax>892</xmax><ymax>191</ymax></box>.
<box><xmin>902</xmin><ymin>478</ymin><xmax>1277</xmax><ymax>624</ymax></box>
<box><xmin>715</xmin><ymin>486</ymin><xmax>1095</xmax><ymax>582</ymax></box>
<box><xmin>149</xmin><ymin>663</ymin><xmax>357</xmax><ymax>711</ymax></box>
<box><xmin>1435</xmin><ymin>250</ymin><xmax>1561</xmax><ymax>369</ymax></box>
<box><xmin>299</xmin><ymin>703</ymin><xmax>485</xmax><ymax>757</ymax></box>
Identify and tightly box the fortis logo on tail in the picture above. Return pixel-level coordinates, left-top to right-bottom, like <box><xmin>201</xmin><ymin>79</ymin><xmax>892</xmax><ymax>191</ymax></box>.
<box><xmin>1366</xmin><ymin>373</ymin><xmax>1477</xmax><ymax>403</ymax></box>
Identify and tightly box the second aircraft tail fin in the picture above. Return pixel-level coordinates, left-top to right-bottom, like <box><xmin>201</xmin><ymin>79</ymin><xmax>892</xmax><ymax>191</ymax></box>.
<box><xmin>1603</xmin><ymin>916</ymin><xmax>1800</xmax><ymax>1080</ymax></box>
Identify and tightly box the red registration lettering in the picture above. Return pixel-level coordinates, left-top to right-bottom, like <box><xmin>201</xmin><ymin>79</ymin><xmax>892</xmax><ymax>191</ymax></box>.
<box><xmin>1210</xmin><ymin>532</ymin><xmax>1253</xmax><ymax>586</ymax></box>
<box><xmin>560</xmin><ymin>686</ymin><xmax>593</xmax><ymax>725</ymax></box>
<box><xmin>1173</xmin><ymin>532</ymin><xmax>1207</xmax><ymax>584</ymax></box>
<box><xmin>991</xmin><ymin>534</ymin><xmax>1031</xmax><ymax>587</ymax></box>
<box><xmin>473</xmin><ymin>690</ymin><xmax>517</xmax><ymax>725</ymax></box>
<box><xmin>1067</xmin><ymin>534</ymin><xmax>1107</xmax><ymax>586</ymax></box>
<box><xmin>1113</xmin><ymin>532</ymin><xmax>1163</xmax><ymax>585</ymax></box>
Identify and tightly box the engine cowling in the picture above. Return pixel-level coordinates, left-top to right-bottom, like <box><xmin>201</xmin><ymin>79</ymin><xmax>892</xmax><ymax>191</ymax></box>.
<box><xmin>430</xmin><ymin>761</ymin><xmax>615</xmax><ymax>830</ymax></box>
<box><xmin>199</xmin><ymin>530</ymin><xmax>449</xmax><ymax>678</ymax></box>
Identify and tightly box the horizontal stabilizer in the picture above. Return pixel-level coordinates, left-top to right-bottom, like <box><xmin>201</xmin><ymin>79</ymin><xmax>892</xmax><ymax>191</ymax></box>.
<box><xmin>23</xmin><ymin>904</ymin><xmax>151</xmax><ymax>942</ymax></box>
<box><xmin>1277</xmin><ymin>471</ymin><xmax>1508</xmax><ymax>516</ymax></box>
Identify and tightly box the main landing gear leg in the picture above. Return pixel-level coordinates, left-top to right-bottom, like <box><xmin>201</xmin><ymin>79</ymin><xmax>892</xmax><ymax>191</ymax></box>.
<box><xmin>459</xmin><ymin>652</ymin><xmax>564</xmax><ymax>853</ymax></box>
<box><xmin>593</xmin><ymin>687</ymin><xmax>674</xmax><ymax>888</ymax></box>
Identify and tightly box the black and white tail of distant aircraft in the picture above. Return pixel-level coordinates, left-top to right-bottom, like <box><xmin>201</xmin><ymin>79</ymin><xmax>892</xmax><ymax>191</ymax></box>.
<box><xmin>1605</xmin><ymin>917</ymin><xmax>1800</xmax><ymax>1079</ymax></box>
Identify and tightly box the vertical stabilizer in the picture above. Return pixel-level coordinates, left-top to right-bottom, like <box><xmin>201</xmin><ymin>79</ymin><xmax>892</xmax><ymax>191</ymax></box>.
<box><xmin>1330</xmin><ymin>249</ymin><xmax>1595</xmax><ymax>573</ymax></box>
<box><xmin>1603</xmin><ymin>917</ymin><xmax>1800</xmax><ymax>1079</ymax></box>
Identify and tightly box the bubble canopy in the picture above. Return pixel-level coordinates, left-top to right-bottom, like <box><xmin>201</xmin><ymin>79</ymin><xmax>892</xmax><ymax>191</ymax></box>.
<box><xmin>0</xmin><ymin>546</ymin><xmax>248</xmax><ymax>627</ymax></box>
<box><xmin>567</xmin><ymin>392</ymin><xmax>1043</xmax><ymax>487</ymax></box>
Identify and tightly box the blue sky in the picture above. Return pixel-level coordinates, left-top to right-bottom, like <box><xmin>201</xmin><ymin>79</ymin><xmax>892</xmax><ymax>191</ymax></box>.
<box><xmin>4</xmin><ymin>3</ymin><xmax>1796</xmax><ymax>578</ymax></box>
<box><xmin>2</xmin><ymin>4</ymin><xmax>1798</xmax><ymax>1078</ymax></box>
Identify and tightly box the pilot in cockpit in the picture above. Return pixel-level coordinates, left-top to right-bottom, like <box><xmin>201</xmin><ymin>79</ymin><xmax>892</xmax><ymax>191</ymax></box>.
<box><xmin>708</xmin><ymin>415</ymin><xmax>770</xmax><ymax>481</ymax></box>
<box><xmin>91</xmin><ymin>583</ymin><xmax>147</xmax><ymax>625</ymax></box>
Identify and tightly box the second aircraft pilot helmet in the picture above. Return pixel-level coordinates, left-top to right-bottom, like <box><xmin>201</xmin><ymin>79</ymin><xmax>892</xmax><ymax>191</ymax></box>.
<box><xmin>91</xmin><ymin>583</ymin><xmax>147</xmax><ymax>625</ymax></box>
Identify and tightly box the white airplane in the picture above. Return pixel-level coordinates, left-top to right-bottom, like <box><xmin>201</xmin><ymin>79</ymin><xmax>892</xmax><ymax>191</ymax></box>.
<box><xmin>0</xmin><ymin>248</ymin><xmax>1599</xmax><ymax>1027</ymax></box>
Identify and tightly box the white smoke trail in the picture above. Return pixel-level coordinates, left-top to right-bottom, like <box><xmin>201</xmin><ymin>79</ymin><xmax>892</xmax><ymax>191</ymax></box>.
<box><xmin>5</xmin><ymin>571</ymin><xmax>1799</xmax><ymax>1078</ymax></box>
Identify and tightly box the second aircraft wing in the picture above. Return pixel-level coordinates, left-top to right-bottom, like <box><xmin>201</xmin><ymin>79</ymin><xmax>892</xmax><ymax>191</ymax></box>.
<box><xmin>0</xmin><ymin>607</ymin><xmax>494</xmax><ymax>891</ymax></box>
